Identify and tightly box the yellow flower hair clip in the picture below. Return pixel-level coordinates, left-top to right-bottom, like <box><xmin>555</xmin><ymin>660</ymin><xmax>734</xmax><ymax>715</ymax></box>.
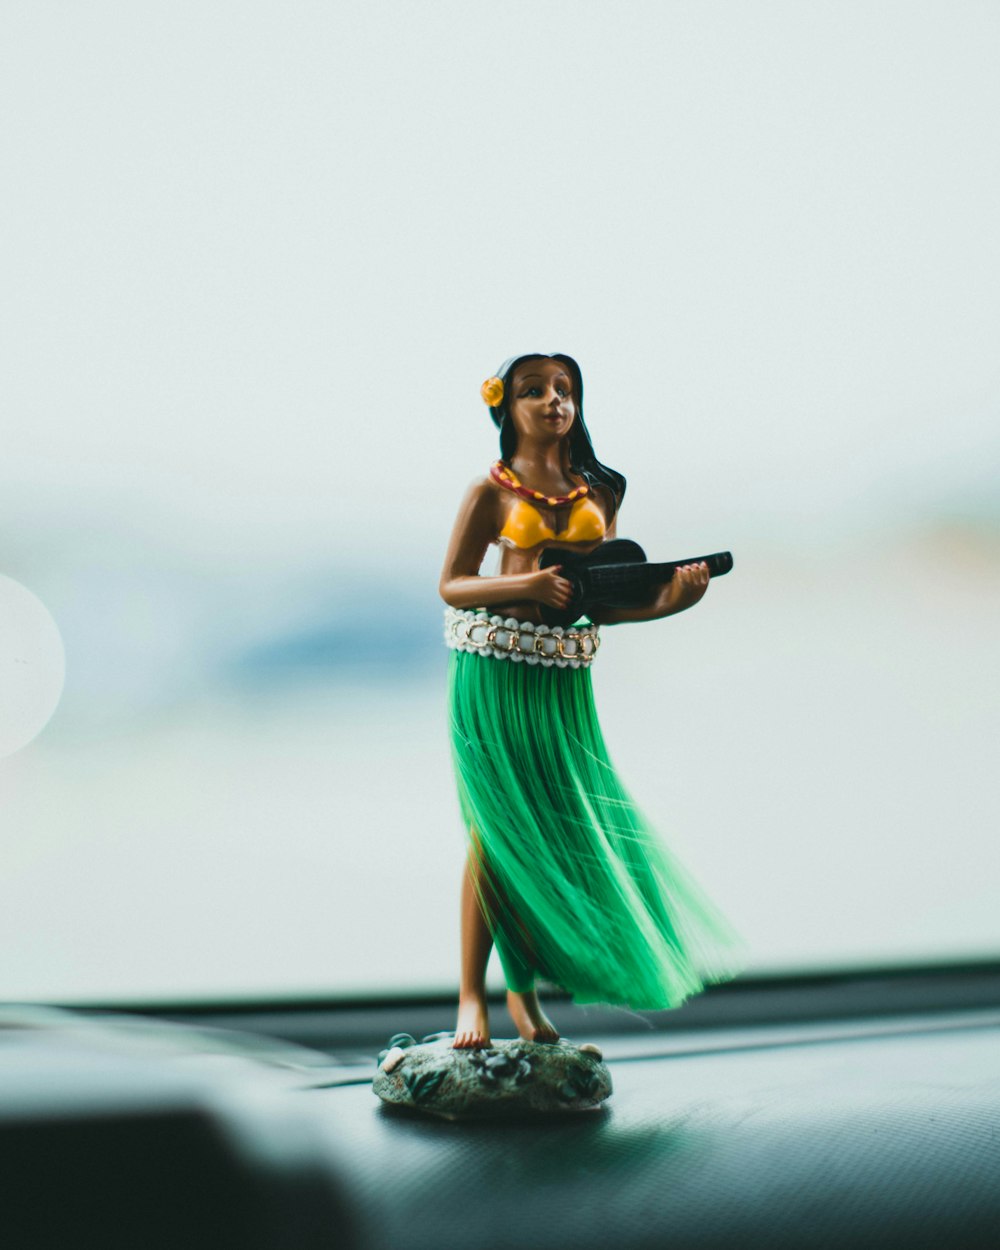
<box><xmin>480</xmin><ymin>376</ymin><xmax>504</xmax><ymax>408</ymax></box>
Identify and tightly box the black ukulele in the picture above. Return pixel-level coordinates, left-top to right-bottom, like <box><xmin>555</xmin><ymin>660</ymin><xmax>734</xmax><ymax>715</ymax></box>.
<box><xmin>537</xmin><ymin>539</ymin><xmax>733</xmax><ymax>628</ymax></box>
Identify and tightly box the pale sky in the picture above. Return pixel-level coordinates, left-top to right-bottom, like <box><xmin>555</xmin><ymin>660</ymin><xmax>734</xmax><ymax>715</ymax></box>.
<box><xmin>3</xmin><ymin>1</ymin><xmax>998</xmax><ymax>572</ymax></box>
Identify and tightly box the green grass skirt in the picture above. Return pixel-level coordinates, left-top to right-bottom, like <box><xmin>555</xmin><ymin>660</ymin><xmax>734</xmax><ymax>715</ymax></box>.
<box><xmin>448</xmin><ymin>650</ymin><xmax>743</xmax><ymax>1009</ymax></box>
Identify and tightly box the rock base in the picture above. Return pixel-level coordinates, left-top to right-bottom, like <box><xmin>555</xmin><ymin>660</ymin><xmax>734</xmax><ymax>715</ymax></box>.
<box><xmin>372</xmin><ymin>1034</ymin><xmax>612</xmax><ymax>1120</ymax></box>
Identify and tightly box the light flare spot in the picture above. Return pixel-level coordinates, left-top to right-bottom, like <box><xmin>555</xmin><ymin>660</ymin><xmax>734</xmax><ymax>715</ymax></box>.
<box><xmin>0</xmin><ymin>575</ymin><xmax>65</xmax><ymax>757</ymax></box>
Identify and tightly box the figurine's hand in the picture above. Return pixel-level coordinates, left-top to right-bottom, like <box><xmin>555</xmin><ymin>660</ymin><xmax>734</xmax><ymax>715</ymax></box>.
<box><xmin>526</xmin><ymin>565</ymin><xmax>574</xmax><ymax>610</ymax></box>
<box><xmin>655</xmin><ymin>561</ymin><xmax>710</xmax><ymax>616</ymax></box>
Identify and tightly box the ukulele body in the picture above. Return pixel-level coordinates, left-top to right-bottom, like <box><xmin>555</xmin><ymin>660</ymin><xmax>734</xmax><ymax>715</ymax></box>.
<box><xmin>538</xmin><ymin>539</ymin><xmax>655</xmax><ymax>628</ymax></box>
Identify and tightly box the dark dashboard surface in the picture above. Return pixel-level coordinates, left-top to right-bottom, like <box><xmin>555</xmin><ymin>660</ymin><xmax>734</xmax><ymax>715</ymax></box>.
<box><xmin>344</xmin><ymin>1016</ymin><xmax>1000</xmax><ymax>1250</ymax></box>
<box><xmin>3</xmin><ymin>965</ymin><xmax>999</xmax><ymax>1249</ymax></box>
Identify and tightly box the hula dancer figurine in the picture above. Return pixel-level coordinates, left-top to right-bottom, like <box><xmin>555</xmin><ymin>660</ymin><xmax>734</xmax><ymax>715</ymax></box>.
<box><xmin>441</xmin><ymin>353</ymin><xmax>741</xmax><ymax>1049</ymax></box>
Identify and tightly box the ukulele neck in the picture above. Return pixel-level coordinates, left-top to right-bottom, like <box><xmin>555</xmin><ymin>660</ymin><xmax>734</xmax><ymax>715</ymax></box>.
<box><xmin>587</xmin><ymin>554</ymin><xmax>730</xmax><ymax>595</ymax></box>
<box><xmin>588</xmin><ymin>562</ymin><xmax>672</xmax><ymax>594</ymax></box>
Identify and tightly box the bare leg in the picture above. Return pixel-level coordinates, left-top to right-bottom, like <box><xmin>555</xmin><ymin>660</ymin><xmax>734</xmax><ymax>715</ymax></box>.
<box><xmin>454</xmin><ymin>848</ymin><xmax>492</xmax><ymax>1049</ymax></box>
<box><xmin>506</xmin><ymin>988</ymin><xmax>559</xmax><ymax>1043</ymax></box>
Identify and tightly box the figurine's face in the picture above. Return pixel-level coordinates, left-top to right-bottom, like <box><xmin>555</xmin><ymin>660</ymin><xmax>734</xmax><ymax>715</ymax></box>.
<box><xmin>507</xmin><ymin>358</ymin><xmax>576</xmax><ymax>444</ymax></box>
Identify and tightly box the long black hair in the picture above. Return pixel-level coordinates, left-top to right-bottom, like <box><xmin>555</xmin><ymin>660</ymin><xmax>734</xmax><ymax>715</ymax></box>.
<box><xmin>486</xmin><ymin>353</ymin><xmax>626</xmax><ymax>509</ymax></box>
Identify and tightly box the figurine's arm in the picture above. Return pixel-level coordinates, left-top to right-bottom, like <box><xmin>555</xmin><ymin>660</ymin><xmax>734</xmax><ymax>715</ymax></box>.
<box><xmin>588</xmin><ymin>512</ymin><xmax>711</xmax><ymax>625</ymax></box>
<box><xmin>439</xmin><ymin>479</ymin><xmax>573</xmax><ymax>611</ymax></box>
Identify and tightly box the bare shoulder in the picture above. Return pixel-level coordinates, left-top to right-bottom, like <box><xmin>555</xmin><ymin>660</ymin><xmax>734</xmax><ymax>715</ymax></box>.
<box><xmin>464</xmin><ymin>472</ymin><xmax>499</xmax><ymax>502</ymax></box>
<box><xmin>458</xmin><ymin>473</ymin><xmax>502</xmax><ymax>518</ymax></box>
<box><xmin>446</xmin><ymin>473</ymin><xmax>503</xmax><ymax>542</ymax></box>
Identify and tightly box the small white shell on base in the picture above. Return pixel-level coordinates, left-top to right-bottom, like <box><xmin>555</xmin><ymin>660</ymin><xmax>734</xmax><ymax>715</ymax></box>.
<box><xmin>578</xmin><ymin>1043</ymin><xmax>603</xmax><ymax>1060</ymax></box>
<box><xmin>381</xmin><ymin>1046</ymin><xmax>407</xmax><ymax>1073</ymax></box>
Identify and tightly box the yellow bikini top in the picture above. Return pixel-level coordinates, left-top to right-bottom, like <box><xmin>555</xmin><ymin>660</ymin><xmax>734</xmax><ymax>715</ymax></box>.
<box><xmin>499</xmin><ymin>495</ymin><xmax>607</xmax><ymax>549</ymax></box>
<box><xmin>490</xmin><ymin>460</ymin><xmax>609</xmax><ymax>550</ymax></box>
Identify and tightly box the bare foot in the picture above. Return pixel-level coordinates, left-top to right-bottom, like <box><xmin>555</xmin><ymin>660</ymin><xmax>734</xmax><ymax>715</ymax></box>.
<box><xmin>507</xmin><ymin>989</ymin><xmax>559</xmax><ymax>1043</ymax></box>
<box><xmin>453</xmin><ymin>992</ymin><xmax>490</xmax><ymax>1049</ymax></box>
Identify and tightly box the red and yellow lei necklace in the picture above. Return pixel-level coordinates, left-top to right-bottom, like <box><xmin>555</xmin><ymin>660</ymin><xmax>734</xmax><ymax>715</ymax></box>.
<box><xmin>490</xmin><ymin>460</ymin><xmax>589</xmax><ymax>507</ymax></box>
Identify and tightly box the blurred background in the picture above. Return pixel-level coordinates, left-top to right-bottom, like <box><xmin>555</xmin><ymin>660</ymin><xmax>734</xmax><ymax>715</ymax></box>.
<box><xmin>1</xmin><ymin>1</ymin><xmax>997</xmax><ymax>1003</ymax></box>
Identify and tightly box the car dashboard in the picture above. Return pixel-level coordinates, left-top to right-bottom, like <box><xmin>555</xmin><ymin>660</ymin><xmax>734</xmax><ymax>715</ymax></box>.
<box><xmin>3</xmin><ymin>964</ymin><xmax>999</xmax><ymax>1249</ymax></box>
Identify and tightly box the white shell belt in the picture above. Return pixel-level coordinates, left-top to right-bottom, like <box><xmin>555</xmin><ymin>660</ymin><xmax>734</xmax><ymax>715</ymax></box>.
<box><xmin>444</xmin><ymin>607</ymin><xmax>600</xmax><ymax>668</ymax></box>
